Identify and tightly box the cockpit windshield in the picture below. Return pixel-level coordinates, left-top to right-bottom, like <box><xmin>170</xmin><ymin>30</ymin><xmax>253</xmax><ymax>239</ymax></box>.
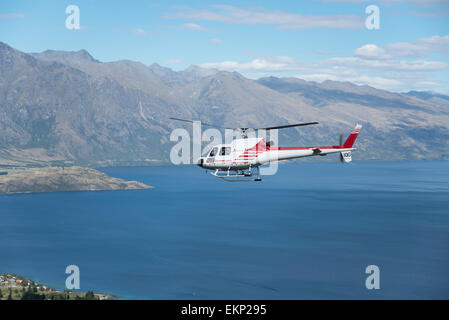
<box><xmin>208</xmin><ymin>147</ymin><xmax>218</xmax><ymax>157</ymax></box>
<box><xmin>206</xmin><ymin>146</ymin><xmax>231</xmax><ymax>157</ymax></box>
<box><xmin>220</xmin><ymin>147</ymin><xmax>231</xmax><ymax>156</ymax></box>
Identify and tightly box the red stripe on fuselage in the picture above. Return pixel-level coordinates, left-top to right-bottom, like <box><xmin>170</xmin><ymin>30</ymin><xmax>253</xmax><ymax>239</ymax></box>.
<box><xmin>268</xmin><ymin>145</ymin><xmax>344</xmax><ymax>151</ymax></box>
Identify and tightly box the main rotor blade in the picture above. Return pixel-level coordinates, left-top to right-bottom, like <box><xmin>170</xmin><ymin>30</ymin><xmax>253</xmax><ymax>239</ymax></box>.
<box><xmin>169</xmin><ymin>117</ymin><xmax>230</xmax><ymax>129</ymax></box>
<box><xmin>170</xmin><ymin>118</ymin><xmax>319</xmax><ymax>131</ymax></box>
<box><xmin>258</xmin><ymin>122</ymin><xmax>319</xmax><ymax>130</ymax></box>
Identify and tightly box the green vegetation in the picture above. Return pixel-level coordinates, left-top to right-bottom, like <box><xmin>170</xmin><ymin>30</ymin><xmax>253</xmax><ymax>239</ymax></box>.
<box><xmin>0</xmin><ymin>273</ymin><xmax>113</xmax><ymax>300</ymax></box>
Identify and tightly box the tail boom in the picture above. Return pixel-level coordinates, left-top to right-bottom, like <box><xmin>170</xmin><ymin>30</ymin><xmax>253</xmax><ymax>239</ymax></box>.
<box><xmin>258</xmin><ymin>124</ymin><xmax>362</xmax><ymax>164</ymax></box>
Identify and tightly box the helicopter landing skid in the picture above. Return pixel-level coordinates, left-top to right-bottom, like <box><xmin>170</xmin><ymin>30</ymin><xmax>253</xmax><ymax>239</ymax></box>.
<box><xmin>210</xmin><ymin>167</ymin><xmax>262</xmax><ymax>182</ymax></box>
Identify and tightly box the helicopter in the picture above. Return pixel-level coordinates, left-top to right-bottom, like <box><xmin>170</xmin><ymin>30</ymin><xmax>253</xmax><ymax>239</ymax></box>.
<box><xmin>170</xmin><ymin>118</ymin><xmax>362</xmax><ymax>181</ymax></box>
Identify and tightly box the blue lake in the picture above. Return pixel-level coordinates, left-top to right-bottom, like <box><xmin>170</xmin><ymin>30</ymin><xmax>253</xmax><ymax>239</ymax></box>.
<box><xmin>1</xmin><ymin>160</ymin><xmax>449</xmax><ymax>299</ymax></box>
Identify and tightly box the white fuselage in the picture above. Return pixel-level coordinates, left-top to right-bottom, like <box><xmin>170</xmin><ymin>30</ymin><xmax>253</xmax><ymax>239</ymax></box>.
<box><xmin>198</xmin><ymin>137</ymin><xmax>354</xmax><ymax>170</ymax></box>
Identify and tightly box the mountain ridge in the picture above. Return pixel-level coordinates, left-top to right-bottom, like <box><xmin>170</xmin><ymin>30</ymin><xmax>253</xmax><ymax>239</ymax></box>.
<box><xmin>1</xmin><ymin>42</ymin><xmax>448</xmax><ymax>165</ymax></box>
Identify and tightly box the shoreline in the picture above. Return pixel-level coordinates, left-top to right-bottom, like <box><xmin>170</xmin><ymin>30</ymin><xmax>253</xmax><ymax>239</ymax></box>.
<box><xmin>0</xmin><ymin>273</ymin><xmax>115</xmax><ymax>300</ymax></box>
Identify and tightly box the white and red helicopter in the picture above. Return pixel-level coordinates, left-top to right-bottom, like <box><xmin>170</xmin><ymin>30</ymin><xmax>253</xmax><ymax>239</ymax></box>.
<box><xmin>171</xmin><ymin>118</ymin><xmax>362</xmax><ymax>181</ymax></box>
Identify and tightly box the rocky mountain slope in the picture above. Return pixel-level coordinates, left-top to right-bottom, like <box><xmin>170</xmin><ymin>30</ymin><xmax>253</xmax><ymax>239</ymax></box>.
<box><xmin>1</xmin><ymin>42</ymin><xmax>448</xmax><ymax>165</ymax></box>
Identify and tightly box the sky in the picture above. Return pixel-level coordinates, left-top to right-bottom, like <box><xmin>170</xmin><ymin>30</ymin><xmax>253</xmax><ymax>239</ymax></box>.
<box><xmin>1</xmin><ymin>0</ymin><xmax>448</xmax><ymax>93</ymax></box>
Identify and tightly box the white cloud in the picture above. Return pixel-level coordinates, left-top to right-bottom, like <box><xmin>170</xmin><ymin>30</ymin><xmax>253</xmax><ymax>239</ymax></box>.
<box><xmin>199</xmin><ymin>35</ymin><xmax>449</xmax><ymax>92</ymax></box>
<box><xmin>202</xmin><ymin>58</ymin><xmax>410</xmax><ymax>90</ymax></box>
<box><xmin>354</xmin><ymin>44</ymin><xmax>391</xmax><ymax>60</ymax></box>
<box><xmin>300</xmin><ymin>73</ymin><xmax>404</xmax><ymax>90</ymax></box>
<box><xmin>351</xmin><ymin>36</ymin><xmax>449</xmax><ymax>61</ymax></box>
<box><xmin>275</xmin><ymin>56</ymin><xmax>296</xmax><ymax>64</ymax></box>
<box><xmin>384</xmin><ymin>35</ymin><xmax>449</xmax><ymax>57</ymax></box>
<box><xmin>323</xmin><ymin>0</ymin><xmax>449</xmax><ymax>4</ymax></box>
<box><xmin>0</xmin><ymin>13</ymin><xmax>25</xmax><ymax>19</ymax></box>
<box><xmin>325</xmin><ymin>56</ymin><xmax>448</xmax><ymax>71</ymax></box>
<box><xmin>182</xmin><ymin>23</ymin><xmax>208</xmax><ymax>31</ymax></box>
<box><xmin>414</xmin><ymin>80</ymin><xmax>442</xmax><ymax>88</ymax></box>
<box><xmin>133</xmin><ymin>28</ymin><xmax>148</xmax><ymax>35</ymax></box>
<box><xmin>390</xmin><ymin>10</ymin><xmax>449</xmax><ymax>18</ymax></box>
<box><xmin>210</xmin><ymin>38</ymin><xmax>223</xmax><ymax>44</ymax></box>
<box><xmin>167</xmin><ymin>5</ymin><xmax>364</xmax><ymax>30</ymax></box>
<box><xmin>201</xmin><ymin>59</ymin><xmax>288</xmax><ymax>72</ymax></box>
<box><xmin>202</xmin><ymin>56</ymin><xmax>448</xmax><ymax>74</ymax></box>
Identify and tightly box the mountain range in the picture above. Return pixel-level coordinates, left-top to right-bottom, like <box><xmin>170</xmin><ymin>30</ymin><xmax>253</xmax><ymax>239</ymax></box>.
<box><xmin>1</xmin><ymin>41</ymin><xmax>448</xmax><ymax>166</ymax></box>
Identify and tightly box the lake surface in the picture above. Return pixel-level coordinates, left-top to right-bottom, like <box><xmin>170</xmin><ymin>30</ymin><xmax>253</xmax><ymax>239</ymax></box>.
<box><xmin>1</xmin><ymin>161</ymin><xmax>448</xmax><ymax>299</ymax></box>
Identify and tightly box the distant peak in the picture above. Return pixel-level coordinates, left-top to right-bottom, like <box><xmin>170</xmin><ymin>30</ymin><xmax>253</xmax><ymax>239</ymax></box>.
<box><xmin>148</xmin><ymin>63</ymin><xmax>174</xmax><ymax>75</ymax></box>
<box><xmin>31</xmin><ymin>48</ymin><xmax>98</xmax><ymax>63</ymax></box>
<box><xmin>407</xmin><ymin>90</ymin><xmax>435</xmax><ymax>95</ymax></box>
<box><xmin>183</xmin><ymin>65</ymin><xmax>219</xmax><ymax>78</ymax></box>
<box><xmin>184</xmin><ymin>65</ymin><xmax>201</xmax><ymax>72</ymax></box>
<box><xmin>0</xmin><ymin>42</ymin><xmax>15</xmax><ymax>52</ymax></box>
<box><xmin>405</xmin><ymin>90</ymin><xmax>449</xmax><ymax>101</ymax></box>
<box><xmin>264</xmin><ymin>76</ymin><xmax>280</xmax><ymax>80</ymax></box>
<box><xmin>76</xmin><ymin>49</ymin><xmax>96</xmax><ymax>61</ymax></box>
<box><xmin>149</xmin><ymin>62</ymin><xmax>161</xmax><ymax>68</ymax></box>
<box><xmin>149</xmin><ymin>63</ymin><xmax>174</xmax><ymax>72</ymax></box>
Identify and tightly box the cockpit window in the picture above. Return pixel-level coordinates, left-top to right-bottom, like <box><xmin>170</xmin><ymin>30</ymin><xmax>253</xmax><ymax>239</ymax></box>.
<box><xmin>209</xmin><ymin>147</ymin><xmax>218</xmax><ymax>157</ymax></box>
<box><xmin>220</xmin><ymin>147</ymin><xmax>231</xmax><ymax>156</ymax></box>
